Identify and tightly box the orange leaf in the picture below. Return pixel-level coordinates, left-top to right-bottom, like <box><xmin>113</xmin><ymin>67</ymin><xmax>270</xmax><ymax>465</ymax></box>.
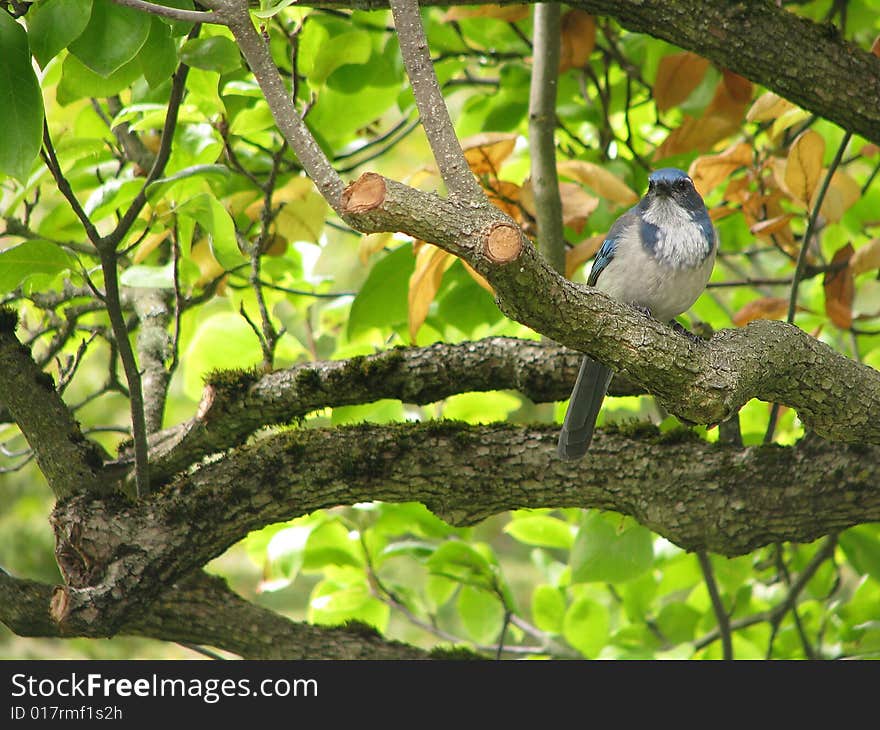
<box><xmin>444</xmin><ymin>4</ymin><xmax>530</xmax><ymax>21</ymax></box>
<box><xmin>461</xmin><ymin>132</ymin><xmax>518</xmax><ymax>176</ymax></box>
<box><xmin>823</xmin><ymin>243</ymin><xmax>854</xmax><ymax>330</ymax></box>
<box><xmin>688</xmin><ymin>142</ymin><xmax>753</xmax><ymax>196</ymax></box>
<box><xmin>559</xmin><ymin>10</ymin><xmax>596</xmax><ymax>73</ymax></box>
<box><xmin>720</xmin><ymin>70</ymin><xmax>753</xmax><ymax>105</ymax></box>
<box><xmin>565</xmin><ymin>234</ymin><xmax>604</xmax><ymax>279</ymax></box>
<box><xmin>784</xmin><ymin>130</ymin><xmax>825</xmax><ymax>207</ymax></box>
<box><xmin>558</xmin><ymin>182</ymin><xmax>599</xmax><ymax>233</ymax></box>
<box><xmin>653</xmin><ymin>52</ymin><xmax>710</xmax><ymax>112</ymax></box>
<box><xmin>408</xmin><ymin>244</ymin><xmax>455</xmax><ymax>342</ymax></box>
<box><xmin>746</xmin><ymin>91</ymin><xmax>795</xmax><ymax>123</ymax></box>
<box><xmin>851</xmin><ymin>238</ymin><xmax>880</xmax><ymax>276</ymax></box>
<box><xmin>872</xmin><ymin>34</ymin><xmax>880</xmax><ymax>57</ymax></box>
<box><xmin>732</xmin><ymin>297</ymin><xmax>790</xmax><ymax>327</ymax></box>
<box><xmin>485</xmin><ymin>179</ymin><xmax>525</xmax><ymax>223</ymax></box>
<box><xmin>556</xmin><ymin>160</ymin><xmax>638</xmax><ymax>206</ymax></box>
<box><xmin>749</xmin><ymin>214</ymin><xmax>794</xmax><ymax>239</ymax></box>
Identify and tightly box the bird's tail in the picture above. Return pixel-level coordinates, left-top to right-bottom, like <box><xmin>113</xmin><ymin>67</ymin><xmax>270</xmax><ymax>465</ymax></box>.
<box><xmin>557</xmin><ymin>355</ymin><xmax>614</xmax><ymax>460</ymax></box>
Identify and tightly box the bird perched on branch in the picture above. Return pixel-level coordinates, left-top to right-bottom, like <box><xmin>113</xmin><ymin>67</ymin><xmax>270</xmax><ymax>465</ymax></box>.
<box><xmin>557</xmin><ymin>167</ymin><xmax>716</xmax><ymax>460</ymax></box>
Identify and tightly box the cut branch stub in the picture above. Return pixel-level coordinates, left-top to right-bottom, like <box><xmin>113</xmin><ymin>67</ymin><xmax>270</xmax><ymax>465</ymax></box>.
<box><xmin>484</xmin><ymin>222</ymin><xmax>525</xmax><ymax>264</ymax></box>
<box><xmin>342</xmin><ymin>172</ymin><xmax>387</xmax><ymax>213</ymax></box>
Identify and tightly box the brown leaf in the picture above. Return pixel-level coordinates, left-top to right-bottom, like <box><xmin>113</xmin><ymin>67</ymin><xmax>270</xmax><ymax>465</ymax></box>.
<box><xmin>823</xmin><ymin>243</ymin><xmax>854</xmax><ymax>330</ymax></box>
<box><xmin>816</xmin><ymin>169</ymin><xmax>861</xmax><ymax>223</ymax></box>
<box><xmin>461</xmin><ymin>132</ymin><xmax>518</xmax><ymax>176</ymax></box>
<box><xmin>653</xmin><ymin>52</ymin><xmax>710</xmax><ymax>112</ymax></box>
<box><xmin>565</xmin><ymin>234</ymin><xmax>604</xmax><ymax>279</ymax></box>
<box><xmin>655</xmin><ymin>73</ymin><xmax>751</xmax><ymax>159</ymax></box>
<box><xmin>732</xmin><ymin>297</ymin><xmax>790</xmax><ymax>327</ymax></box>
<box><xmin>262</xmin><ymin>233</ymin><xmax>288</xmax><ymax>257</ymax></box>
<box><xmin>558</xmin><ymin>182</ymin><xmax>599</xmax><ymax>233</ymax></box>
<box><xmin>872</xmin><ymin>34</ymin><xmax>880</xmax><ymax>57</ymax></box>
<box><xmin>408</xmin><ymin>244</ymin><xmax>455</xmax><ymax>342</ymax></box>
<box><xmin>688</xmin><ymin>142</ymin><xmax>753</xmax><ymax>196</ymax></box>
<box><xmin>784</xmin><ymin>130</ymin><xmax>825</xmax><ymax>207</ymax></box>
<box><xmin>746</xmin><ymin>91</ymin><xmax>795</xmax><ymax>123</ymax></box>
<box><xmin>750</xmin><ymin>214</ymin><xmax>794</xmax><ymax>239</ymax></box>
<box><xmin>559</xmin><ymin>10</ymin><xmax>596</xmax><ymax>73</ymax></box>
<box><xmin>557</xmin><ymin>160</ymin><xmax>639</xmax><ymax>206</ymax></box>
<box><xmin>851</xmin><ymin>238</ymin><xmax>880</xmax><ymax>276</ymax></box>
<box><xmin>444</xmin><ymin>4</ymin><xmax>530</xmax><ymax>22</ymax></box>
<box><xmin>485</xmin><ymin>179</ymin><xmax>525</xmax><ymax>224</ymax></box>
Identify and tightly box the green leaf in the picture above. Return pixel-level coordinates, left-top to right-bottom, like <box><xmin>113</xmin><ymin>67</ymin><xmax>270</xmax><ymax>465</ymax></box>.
<box><xmin>563</xmin><ymin>596</ymin><xmax>610</xmax><ymax>658</ymax></box>
<box><xmin>302</xmin><ymin>520</ymin><xmax>363</xmax><ymax>570</ymax></box>
<box><xmin>265</xmin><ymin>522</ymin><xmax>321</xmax><ymax>584</ymax></box>
<box><xmin>426</xmin><ymin>574</ymin><xmax>457</xmax><ymax>611</ymax></box>
<box><xmin>310</xmin><ymin>31</ymin><xmax>371</xmax><ymax>85</ymax></box>
<box><xmin>380</xmin><ymin>540</ymin><xmax>437</xmax><ymax>562</ymax></box>
<box><xmin>69</xmin><ymin>0</ymin><xmax>150</xmax><ymax>77</ymax></box>
<box><xmin>181</xmin><ymin>312</ymin><xmax>260</xmax><ymax>400</ymax></box>
<box><xmin>0</xmin><ymin>240</ymin><xmax>73</xmax><ymax>293</ymax></box>
<box><xmin>331</xmin><ymin>399</ymin><xmax>404</xmax><ymax>426</ymax></box>
<box><xmin>309</xmin><ymin>576</ymin><xmax>389</xmax><ymax>631</ymax></box>
<box><xmin>531</xmin><ymin>585</ymin><xmax>566</xmax><ymax>633</ymax></box>
<box><xmin>175</xmin><ymin>194</ymin><xmax>241</xmax><ymax>269</ymax></box>
<box><xmin>180</xmin><ymin>36</ymin><xmax>242</xmax><ymax>73</ymax></box>
<box><xmin>57</xmin><ymin>53</ymin><xmax>143</xmax><ymax>105</ymax></box>
<box><xmin>138</xmin><ymin>17</ymin><xmax>179</xmax><ymax>89</ymax></box>
<box><xmin>840</xmin><ymin>526</ymin><xmax>880</xmax><ymax>583</ymax></box>
<box><xmin>570</xmin><ymin>512</ymin><xmax>654</xmax><ymax>584</ymax></box>
<box><xmin>25</xmin><ymin>0</ymin><xmax>93</xmax><ymax>67</ymax></box>
<box><xmin>83</xmin><ymin>178</ymin><xmax>143</xmax><ymax>222</ymax></box>
<box><xmin>348</xmin><ymin>244</ymin><xmax>414</xmax><ymax>338</ymax></box>
<box><xmin>457</xmin><ymin>585</ymin><xmax>504</xmax><ymax>644</ymax></box>
<box><xmin>427</xmin><ymin>541</ymin><xmax>495</xmax><ymax>588</ymax></box>
<box><xmin>146</xmin><ymin>164</ymin><xmax>231</xmax><ymax>201</ymax></box>
<box><xmin>0</xmin><ymin>13</ymin><xmax>45</xmax><ymax>182</ymax></box>
<box><xmin>119</xmin><ymin>262</ymin><xmax>175</xmax><ymax>289</ymax></box>
<box><xmin>656</xmin><ymin>602</ymin><xmax>701</xmax><ymax>644</ymax></box>
<box><xmin>442</xmin><ymin>391</ymin><xmax>521</xmax><ymax>424</ymax></box>
<box><xmin>504</xmin><ymin>515</ymin><xmax>574</xmax><ymax>550</ymax></box>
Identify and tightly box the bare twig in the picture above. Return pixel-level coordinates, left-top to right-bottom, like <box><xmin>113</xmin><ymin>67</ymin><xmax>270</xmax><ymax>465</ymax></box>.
<box><xmin>697</xmin><ymin>551</ymin><xmax>732</xmax><ymax>659</ymax></box>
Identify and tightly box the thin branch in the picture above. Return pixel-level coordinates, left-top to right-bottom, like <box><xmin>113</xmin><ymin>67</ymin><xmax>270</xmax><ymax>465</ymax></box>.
<box><xmin>528</xmin><ymin>4</ymin><xmax>565</xmax><ymax>275</ymax></box>
<box><xmin>389</xmin><ymin>0</ymin><xmax>485</xmax><ymax>204</ymax></box>
<box><xmin>697</xmin><ymin>551</ymin><xmax>732</xmax><ymax>659</ymax></box>
<box><xmin>111</xmin><ymin>0</ymin><xmax>220</xmax><ymax>24</ymax></box>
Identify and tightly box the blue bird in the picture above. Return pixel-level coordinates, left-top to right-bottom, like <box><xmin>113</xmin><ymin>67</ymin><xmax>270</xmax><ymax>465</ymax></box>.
<box><xmin>557</xmin><ymin>167</ymin><xmax>716</xmax><ymax>460</ymax></box>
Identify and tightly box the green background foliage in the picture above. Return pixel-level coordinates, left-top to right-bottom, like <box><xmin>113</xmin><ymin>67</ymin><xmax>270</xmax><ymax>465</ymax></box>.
<box><xmin>1</xmin><ymin>0</ymin><xmax>880</xmax><ymax>659</ymax></box>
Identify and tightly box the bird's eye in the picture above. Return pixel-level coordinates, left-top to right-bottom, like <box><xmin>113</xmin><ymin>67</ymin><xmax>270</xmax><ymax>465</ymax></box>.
<box><xmin>675</xmin><ymin>179</ymin><xmax>689</xmax><ymax>190</ymax></box>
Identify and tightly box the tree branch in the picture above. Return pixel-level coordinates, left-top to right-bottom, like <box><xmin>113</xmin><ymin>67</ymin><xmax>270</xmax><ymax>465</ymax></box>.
<box><xmin>308</xmin><ymin>0</ymin><xmax>880</xmax><ymax>146</ymax></box>
<box><xmin>0</xmin><ymin>569</ymin><xmax>434</xmax><ymax>659</ymax></box>
<box><xmin>50</xmin><ymin>423</ymin><xmax>880</xmax><ymax>633</ymax></box>
<box><xmin>340</xmin><ymin>173</ymin><xmax>880</xmax><ymax>445</ymax></box>
<box><xmin>528</xmin><ymin>3</ymin><xmax>565</xmax><ymax>274</ymax></box>
<box><xmin>0</xmin><ymin>311</ymin><xmax>108</xmax><ymax>500</ymax></box>
<box><xmin>389</xmin><ymin>0</ymin><xmax>486</xmax><ymax>203</ymax></box>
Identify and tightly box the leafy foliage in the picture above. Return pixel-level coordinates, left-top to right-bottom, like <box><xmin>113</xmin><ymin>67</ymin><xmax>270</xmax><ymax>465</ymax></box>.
<box><xmin>1</xmin><ymin>0</ymin><xmax>880</xmax><ymax>660</ymax></box>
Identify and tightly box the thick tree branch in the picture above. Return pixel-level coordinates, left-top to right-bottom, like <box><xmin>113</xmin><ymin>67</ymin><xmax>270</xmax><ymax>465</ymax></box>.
<box><xmin>50</xmin><ymin>423</ymin><xmax>880</xmax><ymax>633</ymax></box>
<box><xmin>132</xmin><ymin>337</ymin><xmax>642</xmax><ymax>485</ymax></box>
<box><xmin>0</xmin><ymin>311</ymin><xmax>108</xmax><ymax>500</ymax></box>
<box><xmin>310</xmin><ymin>0</ymin><xmax>880</xmax><ymax>146</ymax></box>
<box><xmin>340</xmin><ymin>174</ymin><xmax>880</xmax><ymax>445</ymax></box>
<box><xmin>0</xmin><ymin>569</ymin><xmax>433</xmax><ymax>659</ymax></box>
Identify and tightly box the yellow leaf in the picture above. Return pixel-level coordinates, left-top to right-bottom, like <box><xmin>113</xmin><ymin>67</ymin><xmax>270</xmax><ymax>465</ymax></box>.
<box><xmin>444</xmin><ymin>4</ymin><xmax>529</xmax><ymax>22</ymax></box>
<box><xmin>769</xmin><ymin>107</ymin><xmax>811</xmax><ymax>140</ymax></box>
<box><xmin>565</xmin><ymin>234</ymin><xmax>604</xmax><ymax>279</ymax></box>
<box><xmin>815</xmin><ymin>169</ymin><xmax>860</xmax><ymax>223</ymax></box>
<box><xmin>653</xmin><ymin>52</ymin><xmax>710</xmax><ymax>112</ymax></box>
<box><xmin>823</xmin><ymin>243</ymin><xmax>854</xmax><ymax>330</ymax></box>
<box><xmin>784</xmin><ymin>130</ymin><xmax>825</xmax><ymax>206</ymax></box>
<box><xmin>359</xmin><ymin>232</ymin><xmax>393</xmax><ymax>265</ymax></box>
<box><xmin>556</xmin><ymin>160</ymin><xmax>639</xmax><ymax>206</ymax></box>
<box><xmin>461</xmin><ymin>132</ymin><xmax>519</xmax><ymax>176</ymax></box>
<box><xmin>746</xmin><ymin>91</ymin><xmax>795</xmax><ymax>123</ymax></box>
<box><xmin>851</xmin><ymin>238</ymin><xmax>880</xmax><ymax>276</ymax></box>
<box><xmin>559</xmin><ymin>10</ymin><xmax>596</xmax><ymax>73</ymax></box>
<box><xmin>408</xmin><ymin>244</ymin><xmax>455</xmax><ymax>342</ymax></box>
<box><xmin>461</xmin><ymin>260</ymin><xmax>495</xmax><ymax>295</ymax></box>
<box><xmin>688</xmin><ymin>142</ymin><xmax>753</xmax><ymax>196</ymax></box>
<box><xmin>133</xmin><ymin>231</ymin><xmax>169</xmax><ymax>264</ymax></box>
<box><xmin>732</xmin><ymin>297</ymin><xmax>790</xmax><ymax>327</ymax></box>
<box><xmin>191</xmin><ymin>237</ymin><xmax>227</xmax><ymax>291</ymax></box>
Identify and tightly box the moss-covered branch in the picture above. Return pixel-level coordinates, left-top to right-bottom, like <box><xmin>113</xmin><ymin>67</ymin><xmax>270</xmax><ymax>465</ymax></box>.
<box><xmin>51</xmin><ymin>422</ymin><xmax>879</xmax><ymax>634</ymax></box>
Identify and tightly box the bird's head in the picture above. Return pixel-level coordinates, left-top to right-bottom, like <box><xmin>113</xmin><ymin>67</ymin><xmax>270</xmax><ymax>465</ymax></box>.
<box><xmin>646</xmin><ymin>168</ymin><xmax>706</xmax><ymax>214</ymax></box>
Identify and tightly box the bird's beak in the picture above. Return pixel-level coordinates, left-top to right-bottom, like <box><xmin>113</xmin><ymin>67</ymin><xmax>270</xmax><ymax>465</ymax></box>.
<box><xmin>652</xmin><ymin>181</ymin><xmax>672</xmax><ymax>197</ymax></box>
